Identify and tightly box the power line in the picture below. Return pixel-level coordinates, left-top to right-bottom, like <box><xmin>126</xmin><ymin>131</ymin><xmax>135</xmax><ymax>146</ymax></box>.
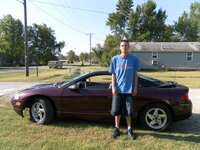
<box><xmin>46</xmin><ymin>0</ymin><xmax>84</xmax><ymax>33</ymax></box>
<box><xmin>29</xmin><ymin>1</ymin><xmax>87</xmax><ymax>35</ymax></box>
<box><xmin>29</xmin><ymin>0</ymin><xmax>109</xmax><ymax>14</ymax></box>
<box><xmin>62</xmin><ymin>0</ymin><xmax>90</xmax><ymax>33</ymax></box>
<box><xmin>29</xmin><ymin>0</ymin><xmax>106</xmax><ymax>45</ymax></box>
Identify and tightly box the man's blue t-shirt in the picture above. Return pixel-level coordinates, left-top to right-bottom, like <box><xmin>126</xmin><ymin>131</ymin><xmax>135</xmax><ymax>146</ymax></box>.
<box><xmin>109</xmin><ymin>54</ymin><xmax>140</xmax><ymax>94</ymax></box>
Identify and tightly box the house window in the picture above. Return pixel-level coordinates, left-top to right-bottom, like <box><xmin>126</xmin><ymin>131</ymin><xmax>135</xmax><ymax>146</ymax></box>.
<box><xmin>186</xmin><ymin>52</ymin><xmax>193</xmax><ymax>62</ymax></box>
<box><xmin>152</xmin><ymin>52</ymin><xmax>158</xmax><ymax>59</ymax></box>
<box><xmin>152</xmin><ymin>60</ymin><xmax>158</xmax><ymax>65</ymax></box>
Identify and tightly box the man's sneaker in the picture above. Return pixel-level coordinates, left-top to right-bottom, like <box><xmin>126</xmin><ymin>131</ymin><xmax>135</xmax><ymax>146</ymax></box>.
<box><xmin>127</xmin><ymin>129</ymin><xmax>136</xmax><ymax>140</ymax></box>
<box><xmin>112</xmin><ymin>127</ymin><xmax>120</xmax><ymax>139</ymax></box>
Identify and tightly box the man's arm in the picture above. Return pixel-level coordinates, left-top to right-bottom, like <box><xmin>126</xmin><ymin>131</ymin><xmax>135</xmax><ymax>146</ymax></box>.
<box><xmin>111</xmin><ymin>73</ymin><xmax>118</xmax><ymax>95</ymax></box>
<box><xmin>132</xmin><ymin>71</ymin><xmax>138</xmax><ymax>96</ymax></box>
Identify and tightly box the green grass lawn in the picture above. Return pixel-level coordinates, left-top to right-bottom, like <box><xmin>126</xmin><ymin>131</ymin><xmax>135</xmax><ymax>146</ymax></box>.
<box><xmin>0</xmin><ymin>103</ymin><xmax>199</xmax><ymax>150</ymax></box>
<box><xmin>0</xmin><ymin>66</ymin><xmax>200</xmax><ymax>149</ymax></box>
<box><xmin>0</xmin><ymin>66</ymin><xmax>200</xmax><ymax>88</ymax></box>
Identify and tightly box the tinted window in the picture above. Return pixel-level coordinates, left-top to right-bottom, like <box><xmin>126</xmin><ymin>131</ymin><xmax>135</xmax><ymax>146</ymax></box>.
<box><xmin>138</xmin><ymin>74</ymin><xmax>164</xmax><ymax>88</ymax></box>
<box><xmin>85</xmin><ymin>75</ymin><xmax>111</xmax><ymax>90</ymax></box>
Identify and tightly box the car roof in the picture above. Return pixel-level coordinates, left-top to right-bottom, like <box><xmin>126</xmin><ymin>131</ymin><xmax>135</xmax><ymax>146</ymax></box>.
<box><xmin>89</xmin><ymin>70</ymin><xmax>110</xmax><ymax>75</ymax></box>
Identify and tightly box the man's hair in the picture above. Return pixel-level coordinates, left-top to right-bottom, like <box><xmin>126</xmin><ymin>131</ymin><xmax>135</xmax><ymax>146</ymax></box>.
<box><xmin>120</xmin><ymin>39</ymin><xmax>129</xmax><ymax>45</ymax></box>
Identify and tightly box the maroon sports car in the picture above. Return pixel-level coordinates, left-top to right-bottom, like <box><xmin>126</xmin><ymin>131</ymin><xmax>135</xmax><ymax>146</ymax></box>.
<box><xmin>11</xmin><ymin>70</ymin><xmax>192</xmax><ymax>131</ymax></box>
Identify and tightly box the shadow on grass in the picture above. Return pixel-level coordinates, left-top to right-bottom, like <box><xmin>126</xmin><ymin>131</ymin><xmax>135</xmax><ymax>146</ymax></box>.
<box><xmin>168</xmin><ymin>113</ymin><xmax>200</xmax><ymax>134</ymax></box>
<box><xmin>139</xmin><ymin>131</ymin><xmax>200</xmax><ymax>143</ymax></box>
<box><xmin>1</xmin><ymin>96</ymin><xmax>199</xmax><ymax>143</ymax></box>
<box><xmin>48</xmin><ymin>113</ymin><xmax>200</xmax><ymax>143</ymax></box>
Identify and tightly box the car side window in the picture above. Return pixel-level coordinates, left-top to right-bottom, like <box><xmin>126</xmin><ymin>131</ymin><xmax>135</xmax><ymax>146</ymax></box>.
<box><xmin>138</xmin><ymin>77</ymin><xmax>159</xmax><ymax>88</ymax></box>
<box><xmin>85</xmin><ymin>75</ymin><xmax>111</xmax><ymax>90</ymax></box>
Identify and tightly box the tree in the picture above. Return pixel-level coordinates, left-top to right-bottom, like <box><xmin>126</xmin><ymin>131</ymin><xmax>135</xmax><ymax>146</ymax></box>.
<box><xmin>79</xmin><ymin>52</ymin><xmax>89</xmax><ymax>62</ymax></box>
<box><xmin>106</xmin><ymin>0</ymin><xmax>133</xmax><ymax>38</ymax></box>
<box><xmin>67</xmin><ymin>50</ymin><xmax>76</xmax><ymax>63</ymax></box>
<box><xmin>28</xmin><ymin>23</ymin><xmax>65</xmax><ymax>65</ymax></box>
<box><xmin>101</xmin><ymin>35</ymin><xmax>119</xmax><ymax>66</ymax></box>
<box><xmin>0</xmin><ymin>15</ymin><xmax>23</xmax><ymax>66</ymax></box>
<box><xmin>104</xmin><ymin>0</ymin><xmax>169</xmax><ymax>67</ymax></box>
<box><xmin>175</xmin><ymin>2</ymin><xmax>200</xmax><ymax>41</ymax></box>
<box><xmin>92</xmin><ymin>44</ymin><xmax>104</xmax><ymax>63</ymax></box>
<box><xmin>128</xmin><ymin>0</ymin><xmax>167</xmax><ymax>41</ymax></box>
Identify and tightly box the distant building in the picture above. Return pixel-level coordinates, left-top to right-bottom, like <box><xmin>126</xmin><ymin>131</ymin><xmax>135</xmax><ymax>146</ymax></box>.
<box><xmin>130</xmin><ymin>42</ymin><xmax>200</xmax><ymax>70</ymax></box>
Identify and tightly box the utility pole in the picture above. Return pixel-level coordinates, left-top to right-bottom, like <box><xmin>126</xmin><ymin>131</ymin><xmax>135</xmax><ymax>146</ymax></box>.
<box><xmin>24</xmin><ymin>0</ymin><xmax>29</xmax><ymax>76</ymax></box>
<box><xmin>87</xmin><ymin>33</ymin><xmax>94</xmax><ymax>66</ymax></box>
<box><xmin>17</xmin><ymin>0</ymin><xmax>29</xmax><ymax>76</ymax></box>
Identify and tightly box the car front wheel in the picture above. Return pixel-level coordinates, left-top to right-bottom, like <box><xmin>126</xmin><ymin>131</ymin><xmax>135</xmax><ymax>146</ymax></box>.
<box><xmin>30</xmin><ymin>97</ymin><xmax>54</xmax><ymax>125</ymax></box>
<box><xmin>139</xmin><ymin>104</ymin><xmax>172</xmax><ymax>131</ymax></box>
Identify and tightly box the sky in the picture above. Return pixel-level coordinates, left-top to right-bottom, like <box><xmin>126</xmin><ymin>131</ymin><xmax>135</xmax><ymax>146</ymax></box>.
<box><xmin>0</xmin><ymin>0</ymin><xmax>198</xmax><ymax>55</ymax></box>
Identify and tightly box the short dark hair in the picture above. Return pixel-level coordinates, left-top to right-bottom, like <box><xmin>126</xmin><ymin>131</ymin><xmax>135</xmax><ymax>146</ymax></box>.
<box><xmin>120</xmin><ymin>39</ymin><xmax>129</xmax><ymax>45</ymax></box>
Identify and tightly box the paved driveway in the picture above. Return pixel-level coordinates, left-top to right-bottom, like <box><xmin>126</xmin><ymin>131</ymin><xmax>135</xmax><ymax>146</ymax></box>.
<box><xmin>0</xmin><ymin>82</ymin><xmax>42</xmax><ymax>96</ymax></box>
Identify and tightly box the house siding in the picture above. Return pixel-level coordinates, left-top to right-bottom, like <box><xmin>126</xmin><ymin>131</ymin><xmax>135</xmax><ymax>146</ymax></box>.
<box><xmin>133</xmin><ymin>52</ymin><xmax>200</xmax><ymax>70</ymax></box>
<box><xmin>131</xmin><ymin>42</ymin><xmax>200</xmax><ymax>70</ymax></box>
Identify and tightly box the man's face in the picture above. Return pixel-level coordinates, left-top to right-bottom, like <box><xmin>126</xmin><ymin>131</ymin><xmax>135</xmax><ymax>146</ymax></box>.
<box><xmin>120</xmin><ymin>41</ymin><xmax>129</xmax><ymax>54</ymax></box>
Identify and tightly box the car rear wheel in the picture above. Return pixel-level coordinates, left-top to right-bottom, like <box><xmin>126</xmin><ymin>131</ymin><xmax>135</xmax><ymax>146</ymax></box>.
<box><xmin>30</xmin><ymin>97</ymin><xmax>54</xmax><ymax>125</ymax></box>
<box><xmin>139</xmin><ymin>104</ymin><xmax>172</xmax><ymax>131</ymax></box>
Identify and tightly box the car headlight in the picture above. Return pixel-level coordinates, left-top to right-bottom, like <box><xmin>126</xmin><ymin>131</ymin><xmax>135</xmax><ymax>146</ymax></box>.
<box><xmin>14</xmin><ymin>94</ymin><xmax>20</xmax><ymax>100</ymax></box>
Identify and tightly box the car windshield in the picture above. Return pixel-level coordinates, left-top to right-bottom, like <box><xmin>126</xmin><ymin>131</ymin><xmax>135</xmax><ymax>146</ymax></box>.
<box><xmin>58</xmin><ymin>72</ymin><xmax>88</xmax><ymax>87</ymax></box>
<box><xmin>59</xmin><ymin>71</ymin><xmax>167</xmax><ymax>88</ymax></box>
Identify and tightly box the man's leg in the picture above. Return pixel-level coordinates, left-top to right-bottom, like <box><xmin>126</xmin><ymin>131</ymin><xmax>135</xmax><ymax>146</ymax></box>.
<box><xmin>125</xmin><ymin>95</ymin><xmax>136</xmax><ymax>140</ymax></box>
<box><xmin>115</xmin><ymin>115</ymin><xmax>121</xmax><ymax>128</ymax></box>
<box><xmin>125</xmin><ymin>116</ymin><xmax>131</xmax><ymax>129</ymax></box>
<box><xmin>112</xmin><ymin>115</ymin><xmax>121</xmax><ymax>138</ymax></box>
<box><xmin>111</xmin><ymin>95</ymin><xmax>122</xmax><ymax>139</ymax></box>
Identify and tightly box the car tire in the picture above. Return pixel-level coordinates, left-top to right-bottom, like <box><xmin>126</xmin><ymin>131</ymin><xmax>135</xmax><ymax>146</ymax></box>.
<box><xmin>139</xmin><ymin>104</ymin><xmax>172</xmax><ymax>131</ymax></box>
<box><xmin>30</xmin><ymin>97</ymin><xmax>54</xmax><ymax>125</ymax></box>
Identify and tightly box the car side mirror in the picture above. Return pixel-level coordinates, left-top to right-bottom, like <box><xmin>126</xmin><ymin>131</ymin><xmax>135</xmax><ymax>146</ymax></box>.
<box><xmin>68</xmin><ymin>84</ymin><xmax>78</xmax><ymax>89</ymax></box>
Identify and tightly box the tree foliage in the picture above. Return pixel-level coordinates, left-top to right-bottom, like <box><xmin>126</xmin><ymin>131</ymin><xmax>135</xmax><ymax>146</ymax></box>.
<box><xmin>106</xmin><ymin>0</ymin><xmax>133</xmax><ymax>38</ymax></box>
<box><xmin>175</xmin><ymin>2</ymin><xmax>200</xmax><ymax>41</ymax></box>
<box><xmin>0</xmin><ymin>15</ymin><xmax>65</xmax><ymax>66</ymax></box>
<box><xmin>101</xmin><ymin>35</ymin><xmax>119</xmax><ymax>66</ymax></box>
<box><xmin>67</xmin><ymin>50</ymin><xmax>77</xmax><ymax>63</ymax></box>
<box><xmin>128</xmin><ymin>0</ymin><xmax>167</xmax><ymax>41</ymax></box>
<box><xmin>79</xmin><ymin>52</ymin><xmax>89</xmax><ymax>62</ymax></box>
<box><xmin>0</xmin><ymin>15</ymin><xmax>23</xmax><ymax>65</ymax></box>
<box><xmin>102</xmin><ymin>0</ymin><xmax>200</xmax><ymax>67</ymax></box>
<box><xmin>28</xmin><ymin>24</ymin><xmax>65</xmax><ymax>65</ymax></box>
<box><xmin>92</xmin><ymin>44</ymin><xmax>104</xmax><ymax>62</ymax></box>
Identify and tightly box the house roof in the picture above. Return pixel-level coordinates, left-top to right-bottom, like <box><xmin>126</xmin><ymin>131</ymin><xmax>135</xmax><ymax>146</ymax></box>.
<box><xmin>129</xmin><ymin>42</ymin><xmax>200</xmax><ymax>52</ymax></box>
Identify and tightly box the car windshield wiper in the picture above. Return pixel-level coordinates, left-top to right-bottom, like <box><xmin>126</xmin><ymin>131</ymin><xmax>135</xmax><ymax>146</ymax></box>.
<box><xmin>53</xmin><ymin>81</ymin><xmax>65</xmax><ymax>87</ymax></box>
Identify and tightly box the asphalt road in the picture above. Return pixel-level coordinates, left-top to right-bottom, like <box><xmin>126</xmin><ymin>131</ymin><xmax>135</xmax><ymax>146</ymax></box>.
<box><xmin>0</xmin><ymin>82</ymin><xmax>42</xmax><ymax>97</ymax></box>
<box><xmin>0</xmin><ymin>66</ymin><xmax>48</xmax><ymax>73</ymax></box>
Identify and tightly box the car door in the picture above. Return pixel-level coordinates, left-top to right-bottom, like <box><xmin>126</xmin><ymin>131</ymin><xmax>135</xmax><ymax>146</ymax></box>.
<box><xmin>61</xmin><ymin>75</ymin><xmax>112</xmax><ymax>118</ymax></box>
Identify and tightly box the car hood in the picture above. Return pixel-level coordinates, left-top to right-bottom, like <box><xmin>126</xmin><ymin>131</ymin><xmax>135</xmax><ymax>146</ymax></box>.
<box><xmin>31</xmin><ymin>83</ymin><xmax>55</xmax><ymax>89</ymax></box>
<box><xmin>17</xmin><ymin>84</ymin><xmax>56</xmax><ymax>93</ymax></box>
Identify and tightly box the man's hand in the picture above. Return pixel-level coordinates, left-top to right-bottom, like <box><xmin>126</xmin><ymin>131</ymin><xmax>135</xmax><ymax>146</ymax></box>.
<box><xmin>112</xmin><ymin>89</ymin><xmax>118</xmax><ymax>95</ymax></box>
<box><xmin>132</xmin><ymin>88</ymin><xmax>137</xmax><ymax>96</ymax></box>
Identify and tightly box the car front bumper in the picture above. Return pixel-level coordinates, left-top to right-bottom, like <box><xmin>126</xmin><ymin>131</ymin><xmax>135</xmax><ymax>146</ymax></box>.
<box><xmin>11</xmin><ymin>98</ymin><xmax>24</xmax><ymax>117</ymax></box>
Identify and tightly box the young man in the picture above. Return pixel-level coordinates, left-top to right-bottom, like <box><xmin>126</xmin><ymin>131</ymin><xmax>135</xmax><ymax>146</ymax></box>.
<box><xmin>109</xmin><ymin>39</ymin><xmax>140</xmax><ymax>140</ymax></box>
